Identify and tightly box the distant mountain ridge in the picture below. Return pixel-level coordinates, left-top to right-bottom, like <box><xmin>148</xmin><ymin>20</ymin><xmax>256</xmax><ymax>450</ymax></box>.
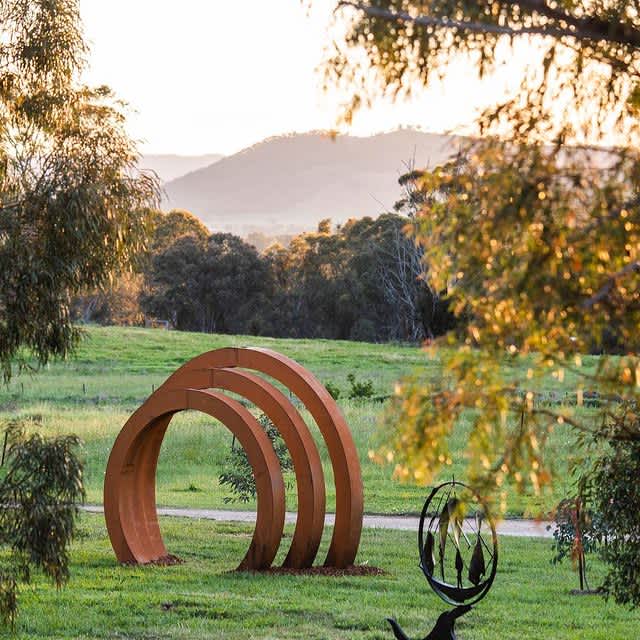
<box><xmin>162</xmin><ymin>130</ymin><xmax>460</xmax><ymax>235</ymax></box>
<box><xmin>140</xmin><ymin>153</ymin><xmax>223</xmax><ymax>184</ymax></box>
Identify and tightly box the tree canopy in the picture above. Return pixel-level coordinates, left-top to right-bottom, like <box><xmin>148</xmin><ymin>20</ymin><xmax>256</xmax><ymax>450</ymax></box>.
<box><xmin>147</xmin><ymin>208</ymin><xmax>210</xmax><ymax>256</ymax></box>
<box><xmin>326</xmin><ymin>0</ymin><xmax>640</xmax><ymax>144</ymax></box>
<box><xmin>131</xmin><ymin>212</ymin><xmax>452</xmax><ymax>341</ymax></box>
<box><xmin>323</xmin><ymin>0</ymin><xmax>640</xmax><ymax>471</ymax></box>
<box><xmin>323</xmin><ymin>2</ymin><xmax>640</xmax><ymax>603</ymax></box>
<box><xmin>0</xmin><ymin>0</ymin><xmax>158</xmax><ymax>380</ymax></box>
<box><xmin>325</xmin><ymin>0</ymin><xmax>640</xmax><ymax>605</ymax></box>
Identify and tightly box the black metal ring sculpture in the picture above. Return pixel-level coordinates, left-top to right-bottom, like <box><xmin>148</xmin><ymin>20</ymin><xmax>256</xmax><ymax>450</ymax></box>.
<box><xmin>387</xmin><ymin>480</ymin><xmax>499</xmax><ymax>640</ymax></box>
<box><xmin>418</xmin><ymin>480</ymin><xmax>498</xmax><ymax>607</ymax></box>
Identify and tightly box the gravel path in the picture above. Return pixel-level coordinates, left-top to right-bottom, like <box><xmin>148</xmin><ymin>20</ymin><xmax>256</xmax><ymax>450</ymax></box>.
<box><xmin>83</xmin><ymin>505</ymin><xmax>553</xmax><ymax>538</ymax></box>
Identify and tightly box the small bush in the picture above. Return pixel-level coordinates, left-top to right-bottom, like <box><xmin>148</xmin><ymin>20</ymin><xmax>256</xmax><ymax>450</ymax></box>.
<box><xmin>587</xmin><ymin>435</ymin><xmax>640</xmax><ymax>607</ymax></box>
<box><xmin>347</xmin><ymin>373</ymin><xmax>375</xmax><ymax>400</ymax></box>
<box><xmin>218</xmin><ymin>413</ymin><xmax>293</xmax><ymax>504</ymax></box>
<box><xmin>0</xmin><ymin>418</ymin><xmax>84</xmax><ymax>626</ymax></box>
<box><xmin>325</xmin><ymin>381</ymin><xmax>341</xmax><ymax>400</ymax></box>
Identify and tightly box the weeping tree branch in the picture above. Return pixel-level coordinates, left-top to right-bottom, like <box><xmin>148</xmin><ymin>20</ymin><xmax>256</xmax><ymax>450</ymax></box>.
<box><xmin>503</xmin><ymin>0</ymin><xmax>640</xmax><ymax>48</ymax></box>
<box><xmin>337</xmin><ymin>1</ymin><xmax>640</xmax><ymax>50</ymax></box>
<box><xmin>338</xmin><ymin>1</ymin><xmax>567</xmax><ymax>38</ymax></box>
<box><xmin>582</xmin><ymin>261</ymin><xmax>640</xmax><ymax>309</ymax></box>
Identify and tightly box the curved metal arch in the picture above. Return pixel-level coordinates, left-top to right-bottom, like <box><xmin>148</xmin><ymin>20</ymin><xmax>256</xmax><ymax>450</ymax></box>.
<box><xmin>209</xmin><ymin>368</ymin><xmax>326</xmax><ymax>568</ymax></box>
<box><xmin>104</xmin><ymin>388</ymin><xmax>286</xmax><ymax>570</ymax></box>
<box><xmin>158</xmin><ymin>347</ymin><xmax>364</xmax><ymax>568</ymax></box>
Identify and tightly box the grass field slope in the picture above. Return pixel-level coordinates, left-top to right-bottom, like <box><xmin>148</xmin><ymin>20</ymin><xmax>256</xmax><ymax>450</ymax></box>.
<box><xmin>3</xmin><ymin>327</ymin><xmax>637</xmax><ymax>639</ymax></box>
<box><xmin>1</xmin><ymin>326</ymin><xmax>591</xmax><ymax>516</ymax></box>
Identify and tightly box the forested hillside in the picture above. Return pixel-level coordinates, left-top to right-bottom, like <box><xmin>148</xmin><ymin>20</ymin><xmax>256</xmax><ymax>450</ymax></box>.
<box><xmin>73</xmin><ymin>208</ymin><xmax>454</xmax><ymax>343</ymax></box>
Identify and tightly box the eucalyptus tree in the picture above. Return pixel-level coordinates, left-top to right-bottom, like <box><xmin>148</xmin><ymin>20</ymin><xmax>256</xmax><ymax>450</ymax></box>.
<box><xmin>0</xmin><ymin>0</ymin><xmax>159</xmax><ymax>380</ymax></box>
<box><xmin>322</xmin><ymin>0</ymin><xmax>640</xmax><ymax>603</ymax></box>
<box><xmin>325</xmin><ymin>1</ymin><xmax>640</xmax><ymax>143</ymax></box>
<box><xmin>142</xmin><ymin>233</ymin><xmax>273</xmax><ymax>334</ymax></box>
<box><xmin>147</xmin><ymin>208</ymin><xmax>210</xmax><ymax>256</ymax></box>
<box><xmin>0</xmin><ymin>0</ymin><xmax>154</xmax><ymax>625</ymax></box>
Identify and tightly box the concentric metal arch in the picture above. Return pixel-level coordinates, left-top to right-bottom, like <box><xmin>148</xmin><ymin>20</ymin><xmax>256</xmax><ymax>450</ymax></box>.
<box><xmin>104</xmin><ymin>347</ymin><xmax>364</xmax><ymax>570</ymax></box>
<box><xmin>104</xmin><ymin>388</ymin><xmax>286</xmax><ymax>569</ymax></box>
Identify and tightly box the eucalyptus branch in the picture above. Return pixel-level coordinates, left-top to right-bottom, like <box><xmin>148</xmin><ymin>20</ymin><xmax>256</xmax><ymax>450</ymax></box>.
<box><xmin>501</xmin><ymin>0</ymin><xmax>640</xmax><ymax>49</ymax></box>
<box><xmin>0</xmin><ymin>199</ymin><xmax>25</xmax><ymax>213</ymax></box>
<box><xmin>581</xmin><ymin>261</ymin><xmax>640</xmax><ymax>309</ymax></box>
<box><xmin>338</xmin><ymin>1</ymin><xmax>571</xmax><ymax>39</ymax></box>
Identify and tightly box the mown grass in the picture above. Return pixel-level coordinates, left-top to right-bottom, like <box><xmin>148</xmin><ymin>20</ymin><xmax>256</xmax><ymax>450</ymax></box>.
<box><xmin>13</xmin><ymin>513</ymin><xmax>640</xmax><ymax>639</ymax></box>
<box><xmin>0</xmin><ymin>326</ymin><xmax>595</xmax><ymax>515</ymax></box>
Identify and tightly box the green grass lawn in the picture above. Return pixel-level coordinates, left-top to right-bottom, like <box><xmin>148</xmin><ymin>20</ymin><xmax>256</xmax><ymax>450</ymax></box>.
<box><xmin>14</xmin><ymin>513</ymin><xmax>640</xmax><ymax>639</ymax></box>
<box><xmin>0</xmin><ymin>326</ymin><xmax>592</xmax><ymax>516</ymax></box>
<box><xmin>2</xmin><ymin>327</ymin><xmax>636</xmax><ymax>637</ymax></box>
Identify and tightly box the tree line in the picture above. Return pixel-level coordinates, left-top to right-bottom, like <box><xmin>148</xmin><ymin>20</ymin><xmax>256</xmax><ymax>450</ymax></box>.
<box><xmin>72</xmin><ymin>207</ymin><xmax>455</xmax><ymax>343</ymax></box>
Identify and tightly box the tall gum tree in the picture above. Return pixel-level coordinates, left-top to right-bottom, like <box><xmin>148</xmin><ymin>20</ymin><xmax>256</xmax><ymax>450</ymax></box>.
<box><xmin>319</xmin><ymin>0</ymin><xmax>640</xmax><ymax>604</ymax></box>
<box><xmin>0</xmin><ymin>0</ymin><xmax>159</xmax><ymax>380</ymax></box>
<box><xmin>0</xmin><ymin>1</ymin><xmax>155</xmax><ymax>624</ymax></box>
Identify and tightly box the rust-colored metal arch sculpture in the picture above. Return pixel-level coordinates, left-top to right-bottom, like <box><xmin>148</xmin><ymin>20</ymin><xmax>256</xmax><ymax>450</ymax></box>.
<box><xmin>104</xmin><ymin>347</ymin><xmax>364</xmax><ymax>570</ymax></box>
<box><xmin>208</xmin><ymin>368</ymin><xmax>325</xmax><ymax>568</ymax></box>
<box><xmin>104</xmin><ymin>388</ymin><xmax>286</xmax><ymax>569</ymax></box>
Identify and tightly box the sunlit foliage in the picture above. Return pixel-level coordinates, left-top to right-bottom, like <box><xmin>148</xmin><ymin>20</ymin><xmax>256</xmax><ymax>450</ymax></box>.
<box><xmin>322</xmin><ymin>0</ymin><xmax>640</xmax><ymax>604</ymax></box>
<box><xmin>380</xmin><ymin>141</ymin><xmax>640</xmax><ymax>498</ymax></box>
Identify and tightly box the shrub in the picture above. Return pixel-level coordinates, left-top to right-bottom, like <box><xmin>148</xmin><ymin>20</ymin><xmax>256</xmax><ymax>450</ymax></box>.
<box><xmin>325</xmin><ymin>381</ymin><xmax>341</xmax><ymax>400</ymax></box>
<box><xmin>218</xmin><ymin>413</ymin><xmax>293</xmax><ymax>503</ymax></box>
<box><xmin>0</xmin><ymin>419</ymin><xmax>84</xmax><ymax>626</ymax></box>
<box><xmin>586</xmin><ymin>435</ymin><xmax>640</xmax><ymax>607</ymax></box>
<box><xmin>347</xmin><ymin>373</ymin><xmax>375</xmax><ymax>400</ymax></box>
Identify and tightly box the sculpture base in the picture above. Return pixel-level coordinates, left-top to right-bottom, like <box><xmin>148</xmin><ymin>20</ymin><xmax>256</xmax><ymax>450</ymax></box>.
<box><xmin>386</xmin><ymin>604</ymin><xmax>472</xmax><ymax>640</ymax></box>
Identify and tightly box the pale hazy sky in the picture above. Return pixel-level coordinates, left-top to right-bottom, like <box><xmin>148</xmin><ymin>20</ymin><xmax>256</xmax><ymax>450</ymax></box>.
<box><xmin>79</xmin><ymin>0</ymin><xmax>518</xmax><ymax>156</ymax></box>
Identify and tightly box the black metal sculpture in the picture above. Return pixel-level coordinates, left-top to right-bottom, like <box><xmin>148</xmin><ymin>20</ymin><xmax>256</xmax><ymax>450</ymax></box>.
<box><xmin>387</xmin><ymin>481</ymin><xmax>498</xmax><ymax>640</ymax></box>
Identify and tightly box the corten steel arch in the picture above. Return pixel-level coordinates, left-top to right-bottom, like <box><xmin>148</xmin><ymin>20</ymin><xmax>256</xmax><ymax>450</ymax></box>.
<box><xmin>208</xmin><ymin>368</ymin><xmax>326</xmax><ymax>569</ymax></box>
<box><xmin>104</xmin><ymin>347</ymin><xmax>364</xmax><ymax>570</ymax></box>
<box><xmin>104</xmin><ymin>388</ymin><xmax>286</xmax><ymax>569</ymax></box>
